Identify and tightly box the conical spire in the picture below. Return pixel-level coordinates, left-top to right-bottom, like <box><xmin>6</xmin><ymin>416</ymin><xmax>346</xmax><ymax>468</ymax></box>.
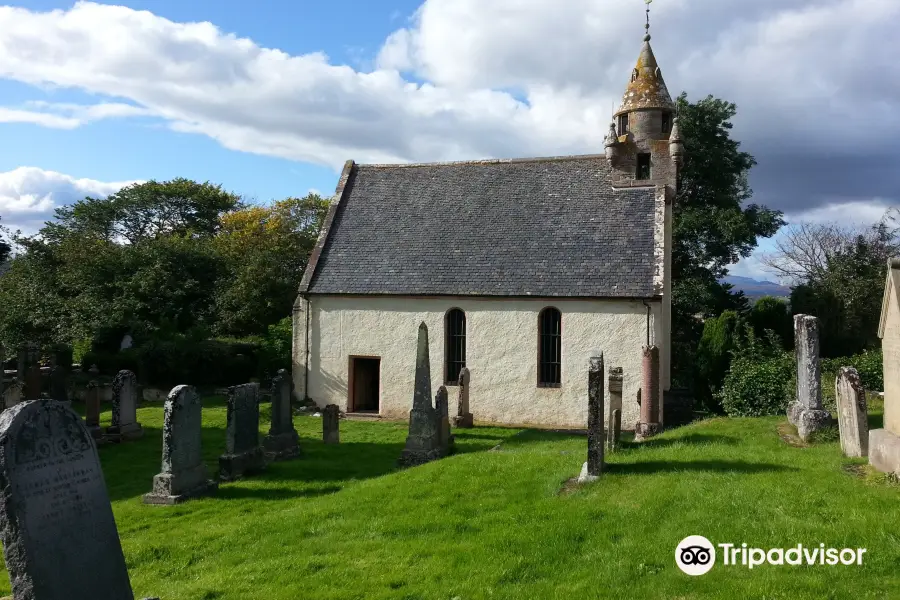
<box><xmin>615</xmin><ymin>1</ymin><xmax>674</xmax><ymax>117</ymax></box>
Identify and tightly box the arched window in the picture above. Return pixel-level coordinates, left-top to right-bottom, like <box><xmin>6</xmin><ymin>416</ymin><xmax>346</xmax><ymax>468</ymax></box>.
<box><xmin>538</xmin><ymin>308</ymin><xmax>562</xmax><ymax>387</ymax></box>
<box><xmin>445</xmin><ymin>308</ymin><xmax>466</xmax><ymax>384</ymax></box>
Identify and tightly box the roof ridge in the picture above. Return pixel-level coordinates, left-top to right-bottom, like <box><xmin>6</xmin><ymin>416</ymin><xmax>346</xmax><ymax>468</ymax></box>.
<box><xmin>356</xmin><ymin>153</ymin><xmax>608</xmax><ymax>169</ymax></box>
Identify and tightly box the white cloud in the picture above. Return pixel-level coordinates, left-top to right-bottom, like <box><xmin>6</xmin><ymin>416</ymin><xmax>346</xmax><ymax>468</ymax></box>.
<box><xmin>0</xmin><ymin>167</ymin><xmax>139</xmax><ymax>235</ymax></box>
<box><xmin>0</xmin><ymin>1</ymin><xmax>896</xmax><ymax>214</ymax></box>
<box><xmin>0</xmin><ymin>107</ymin><xmax>81</xmax><ymax>129</ymax></box>
<box><xmin>783</xmin><ymin>198</ymin><xmax>896</xmax><ymax>228</ymax></box>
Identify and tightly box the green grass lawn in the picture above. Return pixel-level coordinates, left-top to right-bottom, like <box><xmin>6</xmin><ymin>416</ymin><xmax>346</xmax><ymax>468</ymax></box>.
<box><xmin>2</xmin><ymin>398</ymin><xmax>898</xmax><ymax>599</ymax></box>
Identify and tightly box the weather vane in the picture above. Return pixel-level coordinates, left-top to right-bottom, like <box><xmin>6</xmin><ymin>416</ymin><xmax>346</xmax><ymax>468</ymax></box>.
<box><xmin>645</xmin><ymin>0</ymin><xmax>653</xmax><ymax>40</ymax></box>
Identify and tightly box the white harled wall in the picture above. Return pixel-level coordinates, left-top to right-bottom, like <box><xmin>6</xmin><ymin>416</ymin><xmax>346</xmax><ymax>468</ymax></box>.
<box><xmin>293</xmin><ymin>295</ymin><xmax>665</xmax><ymax>429</ymax></box>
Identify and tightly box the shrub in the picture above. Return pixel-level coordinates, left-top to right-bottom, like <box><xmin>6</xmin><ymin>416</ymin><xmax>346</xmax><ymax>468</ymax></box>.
<box><xmin>749</xmin><ymin>296</ymin><xmax>792</xmax><ymax>349</ymax></box>
<box><xmin>695</xmin><ymin>310</ymin><xmax>746</xmax><ymax>412</ymax></box>
<box><xmin>719</xmin><ymin>351</ymin><xmax>794</xmax><ymax>417</ymax></box>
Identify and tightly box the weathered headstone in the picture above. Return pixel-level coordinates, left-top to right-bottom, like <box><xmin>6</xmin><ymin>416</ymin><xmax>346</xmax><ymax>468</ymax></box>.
<box><xmin>835</xmin><ymin>367</ymin><xmax>868</xmax><ymax>458</ymax></box>
<box><xmin>323</xmin><ymin>404</ymin><xmax>340</xmax><ymax>444</ymax></box>
<box><xmin>264</xmin><ymin>369</ymin><xmax>300</xmax><ymax>460</ymax></box>
<box><xmin>453</xmin><ymin>367</ymin><xmax>473</xmax><ymax>428</ymax></box>
<box><xmin>219</xmin><ymin>383</ymin><xmax>266</xmax><ymax>481</ymax></box>
<box><xmin>84</xmin><ymin>365</ymin><xmax>104</xmax><ymax>443</ymax></box>
<box><xmin>787</xmin><ymin>315</ymin><xmax>832</xmax><ymax>441</ymax></box>
<box><xmin>2</xmin><ymin>379</ymin><xmax>23</xmax><ymax>411</ymax></box>
<box><xmin>635</xmin><ymin>346</ymin><xmax>661</xmax><ymax>441</ymax></box>
<box><xmin>144</xmin><ymin>385</ymin><xmax>218</xmax><ymax>505</ymax></box>
<box><xmin>0</xmin><ymin>400</ymin><xmax>134</xmax><ymax>598</ymax></box>
<box><xmin>398</xmin><ymin>322</ymin><xmax>443</xmax><ymax>467</ymax></box>
<box><xmin>49</xmin><ymin>365</ymin><xmax>69</xmax><ymax>406</ymax></box>
<box><xmin>107</xmin><ymin>370</ymin><xmax>143</xmax><ymax>442</ymax></box>
<box><xmin>435</xmin><ymin>385</ymin><xmax>454</xmax><ymax>454</ymax></box>
<box><xmin>579</xmin><ymin>354</ymin><xmax>605</xmax><ymax>483</ymax></box>
<box><xmin>607</xmin><ymin>367</ymin><xmax>623</xmax><ymax>451</ymax></box>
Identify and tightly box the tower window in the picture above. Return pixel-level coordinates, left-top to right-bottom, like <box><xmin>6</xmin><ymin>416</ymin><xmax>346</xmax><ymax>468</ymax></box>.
<box><xmin>636</xmin><ymin>153</ymin><xmax>651</xmax><ymax>180</ymax></box>
<box><xmin>538</xmin><ymin>308</ymin><xmax>562</xmax><ymax>387</ymax></box>
<box><xmin>617</xmin><ymin>114</ymin><xmax>628</xmax><ymax>136</ymax></box>
<box><xmin>661</xmin><ymin>112</ymin><xmax>672</xmax><ymax>134</ymax></box>
<box><xmin>445</xmin><ymin>308</ymin><xmax>466</xmax><ymax>385</ymax></box>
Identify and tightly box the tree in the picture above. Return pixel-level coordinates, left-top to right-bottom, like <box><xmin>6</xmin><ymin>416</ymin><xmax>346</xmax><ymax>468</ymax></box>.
<box><xmin>694</xmin><ymin>310</ymin><xmax>746</xmax><ymax>412</ymax></box>
<box><xmin>748</xmin><ymin>296</ymin><xmax>792</xmax><ymax>349</ymax></box>
<box><xmin>213</xmin><ymin>194</ymin><xmax>329</xmax><ymax>336</ymax></box>
<box><xmin>0</xmin><ymin>179</ymin><xmax>241</xmax><ymax>350</ymax></box>
<box><xmin>670</xmin><ymin>93</ymin><xmax>785</xmax><ymax>386</ymax></box>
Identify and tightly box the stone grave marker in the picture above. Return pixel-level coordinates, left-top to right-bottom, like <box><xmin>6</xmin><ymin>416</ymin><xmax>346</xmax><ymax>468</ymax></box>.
<box><xmin>144</xmin><ymin>385</ymin><xmax>218</xmax><ymax>505</ymax></box>
<box><xmin>453</xmin><ymin>367</ymin><xmax>473</xmax><ymax>428</ymax></box>
<box><xmin>787</xmin><ymin>315</ymin><xmax>832</xmax><ymax>441</ymax></box>
<box><xmin>219</xmin><ymin>383</ymin><xmax>266</xmax><ymax>481</ymax></box>
<box><xmin>398</xmin><ymin>322</ymin><xmax>443</xmax><ymax>467</ymax></box>
<box><xmin>49</xmin><ymin>365</ymin><xmax>69</xmax><ymax>406</ymax></box>
<box><xmin>0</xmin><ymin>400</ymin><xmax>135</xmax><ymax>599</ymax></box>
<box><xmin>323</xmin><ymin>404</ymin><xmax>340</xmax><ymax>444</ymax></box>
<box><xmin>635</xmin><ymin>346</ymin><xmax>661</xmax><ymax>441</ymax></box>
<box><xmin>607</xmin><ymin>366</ymin><xmax>623</xmax><ymax>451</ymax></box>
<box><xmin>2</xmin><ymin>379</ymin><xmax>23</xmax><ymax>411</ymax></box>
<box><xmin>84</xmin><ymin>366</ymin><xmax>104</xmax><ymax>443</ymax></box>
<box><xmin>107</xmin><ymin>370</ymin><xmax>143</xmax><ymax>442</ymax></box>
<box><xmin>835</xmin><ymin>367</ymin><xmax>868</xmax><ymax>458</ymax></box>
<box><xmin>579</xmin><ymin>354</ymin><xmax>605</xmax><ymax>483</ymax></box>
<box><xmin>435</xmin><ymin>385</ymin><xmax>454</xmax><ymax>454</ymax></box>
<box><xmin>264</xmin><ymin>369</ymin><xmax>300</xmax><ymax>460</ymax></box>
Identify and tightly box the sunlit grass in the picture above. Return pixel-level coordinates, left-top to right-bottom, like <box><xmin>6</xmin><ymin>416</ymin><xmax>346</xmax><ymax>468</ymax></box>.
<box><xmin>1</xmin><ymin>397</ymin><xmax>897</xmax><ymax>599</ymax></box>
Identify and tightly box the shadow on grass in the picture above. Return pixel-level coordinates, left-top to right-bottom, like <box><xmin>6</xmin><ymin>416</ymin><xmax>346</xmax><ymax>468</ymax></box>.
<box><xmin>607</xmin><ymin>459</ymin><xmax>798</xmax><ymax>475</ymax></box>
<box><xmin>623</xmin><ymin>433</ymin><xmax>742</xmax><ymax>450</ymax></box>
<box><xmin>452</xmin><ymin>431</ymin><xmax>511</xmax><ymax>441</ymax></box>
<box><xmin>216</xmin><ymin>485</ymin><xmax>342</xmax><ymax>501</ymax></box>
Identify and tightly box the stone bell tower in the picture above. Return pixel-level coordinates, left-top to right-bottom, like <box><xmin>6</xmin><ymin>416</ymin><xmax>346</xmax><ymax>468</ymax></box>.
<box><xmin>604</xmin><ymin>1</ymin><xmax>684</xmax><ymax>189</ymax></box>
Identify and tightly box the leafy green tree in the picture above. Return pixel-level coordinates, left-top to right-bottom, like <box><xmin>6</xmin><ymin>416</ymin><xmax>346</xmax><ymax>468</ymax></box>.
<box><xmin>671</xmin><ymin>94</ymin><xmax>785</xmax><ymax>387</ymax></box>
<box><xmin>213</xmin><ymin>194</ymin><xmax>329</xmax><ymax>336</ymax></box>
<box><xmin>694</xmin><ymin>310</ymin><xmax>746</xmax><ymax>412</ymax></box>
<box><xmin>748</xmin><ymin>296</ymin><xmax>792</xmax><ymax>349</ymax></box>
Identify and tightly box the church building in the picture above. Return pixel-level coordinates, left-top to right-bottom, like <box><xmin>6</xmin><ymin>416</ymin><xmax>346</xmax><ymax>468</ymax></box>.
<box><xmin>292</xmin><ymin>18</ymin><xmax>683</xmax><ymax>429</ymax></box>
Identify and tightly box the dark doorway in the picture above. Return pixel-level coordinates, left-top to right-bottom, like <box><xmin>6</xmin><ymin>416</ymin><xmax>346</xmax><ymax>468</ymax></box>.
<box><xmin>349</xmin><ymin>357</ymin><xmax>380</xmax><ymax>413</ymax></box>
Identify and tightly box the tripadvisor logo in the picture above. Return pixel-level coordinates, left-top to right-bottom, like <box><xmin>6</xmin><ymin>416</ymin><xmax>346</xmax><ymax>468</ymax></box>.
<box><xmin>675</xmin><ymin>536</ymin><xmax>868</xmax><ymax>575</ymax></box>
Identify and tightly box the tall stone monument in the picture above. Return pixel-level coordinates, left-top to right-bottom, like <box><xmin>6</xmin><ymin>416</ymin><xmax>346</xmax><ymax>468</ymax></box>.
<box><xmin>579</xmin><ymin>354</ymin><xmax>605</xmax><ymax>483</ymax></box>
<box><xmin>635</xmin><ymin>346</ymin><xmax>661</xmax><ymax>441</ymax></box>
<box><xmin>398</xmin><ymin>323</ymin><xmax>445</xmax><ymax>467</ymax></box>
<box><xmin>0</xmin><ymin>400</ymin><xmax>135</xmax><ymax>598</ymax></box>
<box><xmin>107</xmin><ymin>370</ymin><xmax>143</xmax><ymax>442</ymax></box>
<box><xmin>264</xmin><ymin>369</ymin><xmax>300</xmax><ymax>460</ymax></box>
<box><xmin>219</xmin><ymin>383</ymin><xmax>266</xmax><ymax>481</ymax></box>
<box><xmin>322</xmin><ymin>404</ymin><xmax>340</xmax><ymax>444</ymax></box>
<box><xmin>453</xmin><ymin>367</ymin><xmax>474</xmax><ymax>428</ymax></box>
<box><xmin>607</xmin><ymin>366</ymin><xmax>623</xmax><ymax>451</ymax></box>
<box><xmin>871</xmin><ymin>258</ymin><xmax>900</xmax><ymax>475</ymax></box>
<box><xmin>144</xmin><ymin>385</ymin><xmax>218</xmax><ymax>505</ymax></box>
<box><xmin>2</xmin><ymin>379</ymin><xmax>23</xmax><ymax>411</ymax></box>
<box><xmin>835</xmin><ymin>367</ymin><xmax>868</xmax><ymax>458</ymax></box>
<box><xmin>20</xmin><ymin>343</ymin><xmax>42</xmax><ymax>401</ymax></box>
<box><xmin>787</xmin><ymin>315</ymin><xmax>832</xmax><ymax>441</ymax></box>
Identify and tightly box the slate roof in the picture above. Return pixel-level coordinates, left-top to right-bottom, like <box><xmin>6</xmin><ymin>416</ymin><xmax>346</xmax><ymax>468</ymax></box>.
<box><xmin>301</xmin><ymin>155</ymin><xmax>662</xmax><ymax>298</ymax></box>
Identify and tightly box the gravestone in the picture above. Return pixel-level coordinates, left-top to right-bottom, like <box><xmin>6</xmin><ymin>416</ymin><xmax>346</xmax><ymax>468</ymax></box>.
<box><xmin>107</xmin><ymin>370</ymin><xmax>143</xmax><ymax>442</ymax></box>
<box><xmin>2</xmin><ymin>380</ymin><xmax>23</xmax><ymax>411</ymax></box>
<box><xmin>323</xmin><ymin>404</ymin><xmax>340</xmax><ymax>444</ymax></box>
<box><xmin>398</xmin><ymin>323</ymin><xmax>443</xmax><ymax>467</ymax></box>
<box><xmin>219</xmin><ymin>383</ymin><xmax>266</xmax><ymax>481</ymax></box>
<box><xmin>835</xmin><ymin>367</ymin><xmax>868</xmax><ymax>458</ymax></box>
<box><xmin>18</xmin><ymin>343</ymin><xmax>41</xmax><ymax>401</ymax></box>
<box><xmin>435</xmin><ymin>385</ymin><xmax>454</xmax><ymax>454</ymax></box>
<box><xmin>144</xmin><ymin>385</ymin><xmax>218</xmax><ymax>505</ymax></box>
<box><xmin>84</xmin><ymin>366</ymin><xmax>104</xmax><ymax>442</ymax></box>
<box><xmin>453</xmin><ymin>367</ymin><xmax>473</xmax><ymax>428</ymax></box>
<box><xmin>787</xmin><ymin>315</ymin><xmax>832</xmax><ymax>441</ymax></box>
<box><xmin>635</xmin><ymin>346</ymin><xmax>661</xmax><ymax>441</ymax></box>
<box><xmin>264</xmin><ymin>369</ymin><xmax>300</xmax><ymax>460</ymax></box>
<box><xmin>0</xmin><ymin>400</ymin><xmax>134</xmax><ymax>598</ymax></box>
<box><xmin>579</xmin><ymin>354</ymin><xmax>605</xmax><ymax>483</ymax></box>
<box><xmin>49</xmin><ymin>365</ymin><xmax>70</xmax><ymax>406</ymax></box>
<box><xmin>607</xmin><ymin>367</ymin><xmax>623</xmax><ymax>451</ymax></box>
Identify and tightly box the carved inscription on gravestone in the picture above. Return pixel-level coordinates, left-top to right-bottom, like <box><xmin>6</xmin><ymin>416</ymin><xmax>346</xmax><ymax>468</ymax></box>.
<box><xmin>0</xmin><ymin>400</ymin><xmax>134</xmax><ymax>599</ymax></box>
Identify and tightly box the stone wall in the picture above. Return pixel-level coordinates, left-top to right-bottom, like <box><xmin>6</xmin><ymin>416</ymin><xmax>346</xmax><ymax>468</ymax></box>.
<box><xmin>296</xmin><ymin>295</ymin><xmax>667</xmax><ymax>429</ymax></box>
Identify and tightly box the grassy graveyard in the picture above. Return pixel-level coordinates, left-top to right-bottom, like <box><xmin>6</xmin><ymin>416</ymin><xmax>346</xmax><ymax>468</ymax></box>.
<box><xmin>2</xmin><ymin>398</ymin><xmax>898</xmax><ymax>600</ymax></box>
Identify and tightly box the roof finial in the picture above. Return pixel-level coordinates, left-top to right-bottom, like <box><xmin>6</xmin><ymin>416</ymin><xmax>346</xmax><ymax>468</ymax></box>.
<box><xmin>644</xmin><ymin>0</ymin><xmax>652</xmax><ymax>42</ymax></box>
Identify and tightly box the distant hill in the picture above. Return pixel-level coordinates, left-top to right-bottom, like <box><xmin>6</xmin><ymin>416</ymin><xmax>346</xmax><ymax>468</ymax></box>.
<box><xmin>721</xmin><ymin>275</ymin><xmax>791</xmax><ymax>300</ymax></box>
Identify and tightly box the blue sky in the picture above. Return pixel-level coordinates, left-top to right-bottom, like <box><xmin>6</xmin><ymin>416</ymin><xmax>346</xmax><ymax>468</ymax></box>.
<box><xmin>0</xmin><ymin>0</ymin><xmax>424</xmax><ymax>203</ymax></box>
<box><xmin>1</xmin><ymin>0</ymin><xmax>897</xmax><ymax>283</ymax></box>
